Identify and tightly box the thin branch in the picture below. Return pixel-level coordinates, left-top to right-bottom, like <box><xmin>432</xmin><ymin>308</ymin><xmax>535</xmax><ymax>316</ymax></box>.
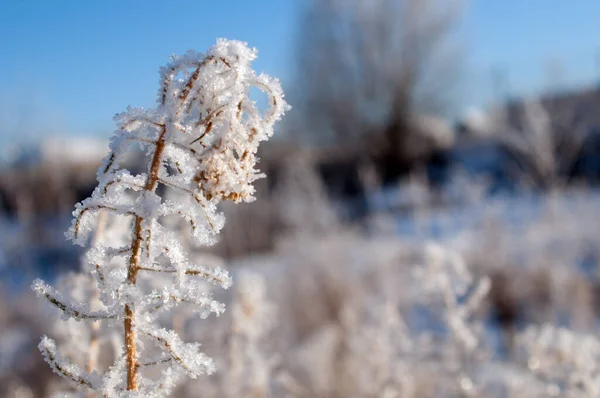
<box><xmin>138</xmin><ymin>264</ymin><xmax>231</xmax><ymax>287</ymax></box>
<box><xmin>157</xmin><ymin>178</ymin><xmax>218</xmax><ymax>232</ymax></box>
<box><xmin>141</xmin><ymin>328</ymin><xmax>214</xmax><ymax>377</ymax></box>
<box><xmin>123</xmin><ymin>135</ymin><xmax>158</xmax><ymax>147</ymax></box>
<box><xmin>33</xmin><ymin>280</ymin><xmax>120</xmax><ymax>321</ymax></box>
<box><xmin>102</xmin><ymin>178</ymin><xmax>145</xmax><ymax>195</ymax></box>
<box><xmin>139</xmin><ymin>356</ymin><xmax>173</xmax><ymax>367</ymax></box>
<box><xmin>44</xmin><ymin>351</ymin><xmax>95</xmax><ymax>388</ymax></box>
<box><xmin>143</xmin><ymin>331</ymin><xmax>188</xmax><ymax>372</ymax></box>
<box><xmin>121</xmin><ymin>117</ymin><xmax>165</xmax><ymax>131</ymax></box>
<box><xmin>39</xmin><ymin>337</ymin><xmax>101</xmax><ymax>392</ymax></box>
<box><xmin>73</xmin><ymin>205</ymin><xmax>137</xmax><ymax>241</ymax></box>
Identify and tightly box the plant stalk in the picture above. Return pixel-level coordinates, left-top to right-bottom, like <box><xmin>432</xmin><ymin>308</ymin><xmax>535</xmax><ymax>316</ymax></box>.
<box><xmin>125</xmin><ymin>126</ymin><xmax>168</xmax><ymax>390</ymax></box>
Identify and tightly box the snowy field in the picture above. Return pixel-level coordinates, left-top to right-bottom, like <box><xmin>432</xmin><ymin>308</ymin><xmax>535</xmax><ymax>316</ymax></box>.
<box><xmin>2</xmin><ymin>183</ymin><xmax>600</xmax><ymax>397</ymax></box>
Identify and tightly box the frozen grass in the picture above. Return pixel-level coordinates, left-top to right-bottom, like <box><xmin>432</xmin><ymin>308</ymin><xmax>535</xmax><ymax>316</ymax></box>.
<box><xmin>0</xmin><ymin>179</ymin><xmax>599</xmax><ymax>396</ymax></box>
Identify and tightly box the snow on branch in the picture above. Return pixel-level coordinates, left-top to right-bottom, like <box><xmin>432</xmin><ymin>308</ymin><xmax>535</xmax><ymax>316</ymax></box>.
<box><xmin>39</xmin><ymin>336</ymin><xmax>102</xmax><ymax>391</ymax></box>
<box><xmin>140</xmin><ymin>326</ymin><xmax>216</xmax><ymax>378</ymax></box>
<box><xmin>32</xmin><ymin>279</ymin><xmax>121</xmax><ymax>321</ymax></box>
<box><xmin>138</xmin><ymin>263</ymin><xmax>232</xmax><ymax>289</ymax></box>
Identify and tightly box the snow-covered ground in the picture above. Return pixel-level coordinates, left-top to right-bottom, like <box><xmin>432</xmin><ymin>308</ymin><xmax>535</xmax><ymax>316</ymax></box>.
<box><xmin>1</xmin><ymin>185</ymin><xmax>600</xmax><ymax>396</ymax></box>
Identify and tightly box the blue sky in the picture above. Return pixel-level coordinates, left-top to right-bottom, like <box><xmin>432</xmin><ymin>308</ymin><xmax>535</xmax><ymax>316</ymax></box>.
<box><xmin>0</xmin><ymin>0</ymin><xmax>599</xmax><ymax>145</ymax></box>
<box><xmin>464</xmin><ymin>0</ymin><xmax>600</xmax><ymax>105</ymax></box>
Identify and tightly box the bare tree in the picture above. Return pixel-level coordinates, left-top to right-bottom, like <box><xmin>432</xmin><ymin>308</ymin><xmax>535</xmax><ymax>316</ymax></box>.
<box><xmin>292</xmin><ymin>0</ymin><xmax>463</xmax><ymax>181</ymax></box>
<box><xmin>492</xmin><ymin>94</ymin><xmax>592</xmax><ymax>190</ymax></box>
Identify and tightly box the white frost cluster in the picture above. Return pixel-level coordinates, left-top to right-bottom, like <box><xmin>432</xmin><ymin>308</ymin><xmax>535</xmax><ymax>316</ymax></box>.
<box><xmin>413</xmin><ymin>242</ymin><xmax>491</xmax><ymax>396</ymax></box>
<box><xmin>516</xmin><ymin>324</ymin><xmax>600</xmax><ymax>397</ymax></box>
<box><xmin>32</xmin><ymin>38</ymin><xmax>288</xmax><ymax>397</ymax></box>
<box><xmin>225</xmin><ymin>271</ymin><xmax>277</xmax><ymax>397</ymax></box>
<box><xmin>416</xmin><ymin>243</ymin><xmax>491</xmax><ymax>353</ymax></box>
<box><xmin>328</xmin><ymin>241</ymin><xmax>492</xmax><ymax>397</ymax></box>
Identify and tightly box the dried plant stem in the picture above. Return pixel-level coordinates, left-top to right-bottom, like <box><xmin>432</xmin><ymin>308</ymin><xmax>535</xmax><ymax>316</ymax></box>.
<box><xmin>33</xmin><ymin>41</ymin><xmax>288</xmax><ymax>396</ymax></box>
<box><xmin>125</xmin><ymin>127</ymin><xmax>167</xmax><ymax>391</ymax></box>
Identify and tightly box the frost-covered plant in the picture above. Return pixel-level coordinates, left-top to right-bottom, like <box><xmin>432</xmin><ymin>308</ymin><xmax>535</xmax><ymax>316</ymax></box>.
<box><xmin>31</xmin><ymin>39</ymin><xmax>288</xmax><ymax>397</ymax></box>
<box><xmin>417</xmin><ymin>243</ymin><xmax>491</xmax><ymax>355</ymax></box>
<box><xmin>224</xmin><ymin>270</ymin><xmax>276</xmax><ymax>397</ymax></box>
<box><xmin>338</xmin><ymin>298</ymin><xmax>416</xmax><ymax>397</ymax></box>
<box><xmin>47</xmin><ymin>214</ymin><xmax>127</xmax><ymax>398</ymax></box>
<box><xmin>325</xmin><ymin>241</ymin><xmax>492</xmax><ymax>398</ymax></box>
<box><xmin>413</xmin><ymin>242</ymin><xmax>491</xmax><ymax>396</ymax></box>
<box><xmin>516</xmin><ymin>324</ymin><xmax>600</xmax><ymax>397</ymax></box>
<box><xmin>48</xmin><ymin>272</ymin><xmax>123</xmax><ymax>398</ymax></box>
